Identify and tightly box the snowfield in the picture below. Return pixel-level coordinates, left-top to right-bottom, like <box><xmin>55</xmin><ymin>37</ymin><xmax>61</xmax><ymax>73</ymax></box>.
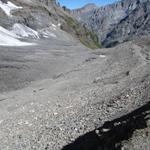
<box><xmin>0</xmin><ymin>26</ymin><xmax>35</xmax><ymax>46</ymax></box>
<box><xmin>0</xmin><ymin>26</ymin><xmax>18</xmax><ymax>38</ymax></box>
<box><xmin>0</xmin><ymin>1</ymin><xmax>22</xmax><ymax>16</ymax></box>
<box><xmin>0</xmin><ymin>23</ymin><xmax>58</xmax><ymax>46</ymax></box>
<box><xmin>11</xmin><ymin>23</ymin><xmax>39</xmax><ymax>39</ymax></box>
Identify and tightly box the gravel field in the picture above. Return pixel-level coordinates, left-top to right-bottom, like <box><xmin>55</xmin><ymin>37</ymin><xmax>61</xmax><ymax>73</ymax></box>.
<box><xmin>0</xmin><ymin>37</ymin><xmax>150</xmax><ymax>150</ymax></box>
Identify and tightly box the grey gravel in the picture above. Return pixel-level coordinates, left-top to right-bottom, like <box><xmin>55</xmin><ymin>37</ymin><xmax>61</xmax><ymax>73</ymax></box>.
<box><xmin>0</xmin><ymin>37</ymin><xmax>150</xmax><ymax>150</ymax></box>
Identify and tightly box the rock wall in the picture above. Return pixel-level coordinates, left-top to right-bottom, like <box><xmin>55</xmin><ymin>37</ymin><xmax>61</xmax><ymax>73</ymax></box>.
<box><xmin>72</xmin><ymin>0</ymin><xmax>150</xmax><ymax>47</ymax></box>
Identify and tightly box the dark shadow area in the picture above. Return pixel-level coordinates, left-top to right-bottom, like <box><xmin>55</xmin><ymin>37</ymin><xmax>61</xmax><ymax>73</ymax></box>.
<box><xmin>62</xmin><ymin>102</ymin><xmax>150</xmax><ymax>150</ymax></box>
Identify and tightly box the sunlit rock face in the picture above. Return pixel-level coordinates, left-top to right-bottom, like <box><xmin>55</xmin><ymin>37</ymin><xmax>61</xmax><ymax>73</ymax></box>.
<box><xmin>72</xmin><ymin>0</ymin><xmax>150</xmax><ymax>47</ymax></box>
<box><xmin>72</xmin><ymin>3</ymin><xmax>97</xmax><ymax>16</ymax></box>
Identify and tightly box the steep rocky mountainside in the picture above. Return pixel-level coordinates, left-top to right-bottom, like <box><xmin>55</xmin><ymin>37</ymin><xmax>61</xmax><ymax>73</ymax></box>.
<box><xmin>72</xmin><ymin>3</ymin><xmax>97</xmax><ymax>18</ymax></box>
<box><xmin>103</xmin><ymin>0</ymin><xmax>150</xmax><ymax>47</ymax></box>
<box><xmin>72</xmin><ymin>0</ymin><xmax>150</xmax><ymax>47</ymax></box>
<box><xmin>0</xmin><ymin>0</ymin><xmax>100</xmax><ymax>48</ymax></box>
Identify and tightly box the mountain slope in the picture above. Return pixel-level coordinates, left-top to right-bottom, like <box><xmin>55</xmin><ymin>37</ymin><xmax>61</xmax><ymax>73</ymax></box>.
<box><xmin>0</xmin><ymin>1</ymin><xmax>150</xmax><ymax>150</ymax></box>
<box><xmin>0</xmin><ymin>0</ymin><xmax>100</xmax><ymax>48</ymax></box>
<box><xmin>103</xmin><ymin>0</ymin><xmax>150</xmax><ymax>47</ymax></box>
<box><xmin>72</xmin><ymin>0</ymin><xmax>150</xmax><ymax>47</ymax></box>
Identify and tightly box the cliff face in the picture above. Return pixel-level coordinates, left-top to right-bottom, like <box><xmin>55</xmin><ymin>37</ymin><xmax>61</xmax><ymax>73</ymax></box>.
<box><xmin>72</xmin><ymin>0</ymin><xmax>150</xmax><ymax>47</ymax></box>
<box><xmin>103</xmin><ymin>0</ymin><xmax>150</xmax><ymax>47</ymax></box>
<box><xmin>72</xmin><ymin>3</ymin><xmax>97</xmax><ymax>19</ymax></box>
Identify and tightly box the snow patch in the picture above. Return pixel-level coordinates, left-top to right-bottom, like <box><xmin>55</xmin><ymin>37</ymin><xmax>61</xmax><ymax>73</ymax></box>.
<box><xmin>0</xmin><ymin>1</ymin><xmax>22</xmax><ymax>16</ymax></box>
<box><xmin>99</xmin><ymin>55</ymin><xmax>106</xmax><ymax>58</ymax></box>
<box><xmin>40</xmin><ymin>28</ymin><xmax>57</xmax><ymax>38</ymax></box>
<box><xmin>0</xmin><ymin>26</ymin><xmax>18</xmax><ymax>38</ymax></box>
<box><xmin>57</xmin><ymin>23</ymin><xmax>61</xmax><ymax>27</ymax></box>
<box><xmin>0</xmin><ymin>26</ymin><xmax>35</xmax><ymax>46</ymax></box>
<box><xmin>50</xmin><ymin>24</ymin><xmax>57</xmax><ymax>31</ymax></box>
<box><xmin>42</xmin><ymin>31</ymin><xmax>56</xmax><ymax>38</ymax></box>
<box><xmin>52</xmin><ymin>24</ymin><xmax>56</xmax><ymax>28</ymax></box>
<box><xmin>0</xmin><ymin>120</ymin><xmax>3</xmax><ymax>124</ymax></box>
<box><xmin>11</xmin><ymin>23</ymin><xmax>39</xmax><ymax>39</ymax></box>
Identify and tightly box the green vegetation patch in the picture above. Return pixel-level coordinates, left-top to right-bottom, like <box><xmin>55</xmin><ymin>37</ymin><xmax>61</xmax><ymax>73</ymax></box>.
<box><xmin>61</xmin><ymin>16</ymin><xmax>101</xmax><ymax>49</ymax></box>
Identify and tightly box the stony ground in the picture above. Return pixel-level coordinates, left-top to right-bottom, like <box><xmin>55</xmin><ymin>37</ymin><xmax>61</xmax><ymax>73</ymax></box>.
<box><xmin>0</xmin><ymin>36</ymin><xmax>150</xmax><ymax>150</ymax></box>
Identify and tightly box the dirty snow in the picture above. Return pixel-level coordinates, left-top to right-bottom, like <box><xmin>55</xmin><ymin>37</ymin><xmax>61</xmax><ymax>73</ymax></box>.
<box><xmin>0</xmin><ymin>26</ymin><xmax>18</xmax><ymax>38</ymax></box>
<box><xmin>51</xmin><ymin>24</ymin><xmax>57</xmax><ymax>31</ymax></box>
<box><xmin>0</xmin><ymin>23</ymin><xmax>57</xmax><ymax>47</ymax></box>
<box><xmin>52</xmin><ymin>24</ymin><xmax>56</xmax><ymax>28</ymax></box>
<box><xmin>99</xmin><ymin>55</ymin><xmax>106</xmax><ymax>58</ymax></box>
<box><xmin>0</xmin><ymin>1</ymin><xmax>22</xmax><ymax>16</ymax></box>
<box><xmin>40</xmin><ymin>28</ymin><xmax>57</xmax><ymax>38</ymax></box>
<box><xmin>57</xmin><ymin>23</ymin><xmax>61</xmax><ymax>27</ymax></box>
<box><xmin>0</xmin><ymin>26</ymin><xmax>35</xmax><ymax>46</ymax></box>
<box><xmin>42</xmin><ymin>31</ymin><xmax>56</xmax><ymax>38</ymax></box>
<box><xmin>11</xmin><ymin>23</ymin><xmax>39</xmax><ymax>39</ymax></box>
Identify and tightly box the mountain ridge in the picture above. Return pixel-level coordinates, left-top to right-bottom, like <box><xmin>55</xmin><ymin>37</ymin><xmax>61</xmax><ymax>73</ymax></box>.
<box><xmin>72</xmin><ymin>0</ymin><xmax>150</xmax><ymax>47</ymax></box>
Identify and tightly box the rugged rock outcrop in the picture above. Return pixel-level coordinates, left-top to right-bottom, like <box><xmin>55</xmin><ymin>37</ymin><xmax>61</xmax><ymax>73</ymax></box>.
<box><xmin>72</xmin><ymin>0</ymin><xmax>150</xmax><ymax>47</ymax></box>
<box><xmin>103</xmin><ymin>0</ymin><xmax>150</xmax><ymax>47</ymax></box>
<box><xmin>72</xmin><ymin>3</ymin><xmax>97</xmax><ymax>19</ymax></box>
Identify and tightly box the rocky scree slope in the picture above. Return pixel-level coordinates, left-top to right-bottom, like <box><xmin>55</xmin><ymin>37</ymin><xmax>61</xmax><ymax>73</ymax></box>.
<box><xmin>0</xmin><ymin>0</ymin><xmax>100</xmax><ymax>48</ymax></box>
<box><xmin>72</xmin><ymin>0</ymin><xmax>150</xmax><ymax>47</ymax></box>
<box><xmin>62</xmin><ymin>102</ymin><xmax>150</xmax><ymax>150</ymax></box>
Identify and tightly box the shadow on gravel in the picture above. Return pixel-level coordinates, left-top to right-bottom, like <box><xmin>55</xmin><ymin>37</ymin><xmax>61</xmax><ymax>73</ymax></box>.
<box><xmin>62</xmin><ymin>102</ymin><xmax>150</xmax><ymax>150</ymax></box>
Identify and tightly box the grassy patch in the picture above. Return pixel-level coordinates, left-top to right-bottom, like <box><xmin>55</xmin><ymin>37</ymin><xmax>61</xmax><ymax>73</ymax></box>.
<box><xmin>61</xmin><ymin>16</ymin><xmax>101</xmax><ymax>49</ymax></box>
